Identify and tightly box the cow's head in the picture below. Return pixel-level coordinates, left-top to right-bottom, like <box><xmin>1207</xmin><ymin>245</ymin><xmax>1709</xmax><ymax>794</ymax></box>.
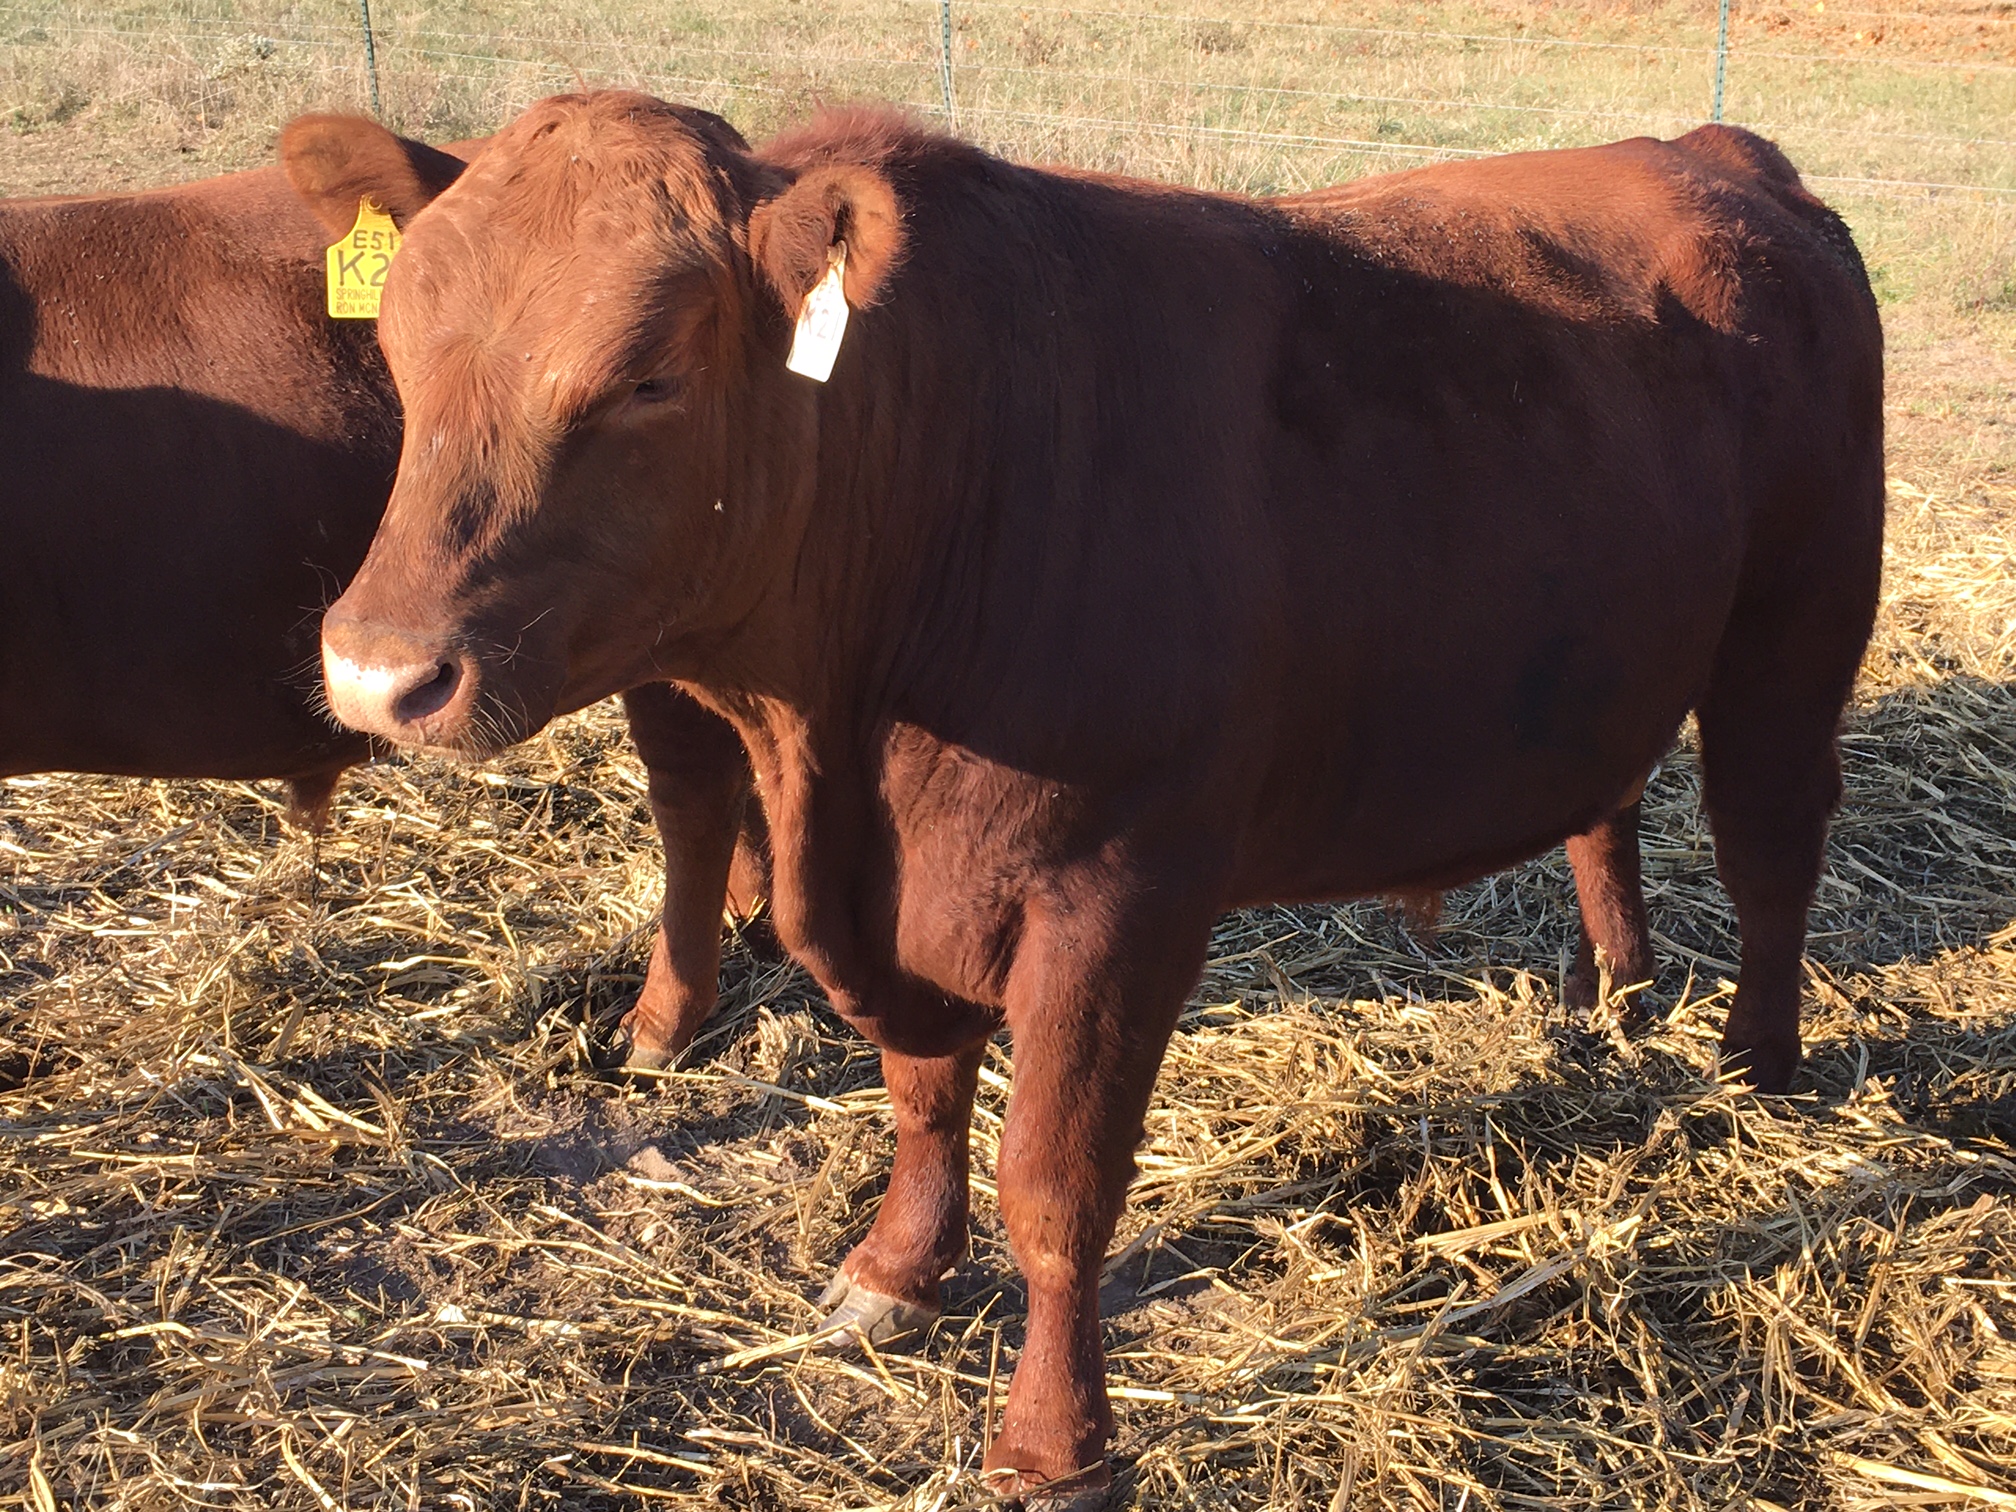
<box><xmin>295</xmin><ymin>92</ymin><xmax>906</xmax><ymax>756</ymax></box>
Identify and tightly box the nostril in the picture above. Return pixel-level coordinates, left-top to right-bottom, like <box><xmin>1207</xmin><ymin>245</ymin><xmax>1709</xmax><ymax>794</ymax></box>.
<box><xmin>392</xmin><ymin>659</ymin><xmax>462</xmax><ymax>726</ymax></box>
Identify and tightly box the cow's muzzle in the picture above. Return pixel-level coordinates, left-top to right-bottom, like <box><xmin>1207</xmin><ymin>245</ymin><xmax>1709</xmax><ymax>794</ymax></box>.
<box><xmin>321</xmin><ymin>607</ymin><xmax>480</xmax><ymax>751</ymax></box>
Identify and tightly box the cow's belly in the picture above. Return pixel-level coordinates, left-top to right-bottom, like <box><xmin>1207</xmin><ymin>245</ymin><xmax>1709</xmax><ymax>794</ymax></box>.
<box><xmin>0</xmin><ymin>634</ymin><xmax>366</xmax><ymax>782</ymax></box>
<box><xmin>1228</xmin><ymin>432</ymin><xmax>1742</xmax><ymax>904</ymax></box>
<box><xmin>1229</xmin><ymin>648</ymin><xmax>1704</xmax><ymax>907</ymax></box>
<box><xmin>0</xmin><ymin>379</ymin><xmax>388</xmax><ymax>782</ymax></box>
<box><xmin>0</xmin><ymin>572</ymin><xmax>363</xmax><ymax>780</ymax></box>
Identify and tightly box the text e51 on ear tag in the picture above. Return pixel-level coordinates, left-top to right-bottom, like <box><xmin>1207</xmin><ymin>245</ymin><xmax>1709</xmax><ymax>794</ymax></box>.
<box><xmin>326</xmin><ymin>199</ymin><xmax>401</xmax><ymax>320</ymax></box>
<box><xmin>785</xmin><ymin>243</ymin><xmax>849</xmax><ymax>382</ymax></box>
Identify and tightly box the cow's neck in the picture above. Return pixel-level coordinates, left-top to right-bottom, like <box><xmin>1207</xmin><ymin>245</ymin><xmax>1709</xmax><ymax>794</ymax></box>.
<box><xmin>702</xmin><ymin>272</ymin><xmax>1043</xmax><ymax>999</ymax></box>
<box><xmin>703</xmin><ymin>136</ymin><xmax>1283</xmax><ymax>985</ymax></box>
<box><xmin>732</xmin><ymin>187</ymin><xmax>1135</xmax><ymax>739</ymax></box>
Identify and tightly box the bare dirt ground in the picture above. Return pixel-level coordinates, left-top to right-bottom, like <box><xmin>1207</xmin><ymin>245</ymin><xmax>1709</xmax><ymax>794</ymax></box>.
<box><xmin>3</xmin><ymin>2</ymin><xmax>2016</xmax><ymax>1508</ymax></box>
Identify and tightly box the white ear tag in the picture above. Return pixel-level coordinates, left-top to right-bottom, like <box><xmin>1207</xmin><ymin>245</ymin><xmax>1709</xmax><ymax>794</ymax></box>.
<box><xmin>785</xmin><ymin>243</ymin><xmax>849</xmax><ymax>383</ymax></box>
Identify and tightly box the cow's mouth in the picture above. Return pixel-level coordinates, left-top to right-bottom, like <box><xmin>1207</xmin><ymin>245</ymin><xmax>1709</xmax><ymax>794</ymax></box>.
<box><xmin>319</xmin><ymin>608</ymin><xmax>497</xmax><ymax>754</ymax></box>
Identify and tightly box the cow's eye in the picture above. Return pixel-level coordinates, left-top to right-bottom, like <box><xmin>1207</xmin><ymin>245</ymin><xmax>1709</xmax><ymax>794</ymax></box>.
<box><xmin>602</xmin><ymin>374</ymin><xmax>682</xmax><ymax>424</ymax></box>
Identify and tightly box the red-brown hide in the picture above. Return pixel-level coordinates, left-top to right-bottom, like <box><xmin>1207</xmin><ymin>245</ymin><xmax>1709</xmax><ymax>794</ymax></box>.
<box><xmin>0</xmin><ymin>157</ymin><xmax>403</xmax><ymax>808</ymax></box>
<box><xmin>0</xmin><ymin>129</ymin><xmax>756</xmax><ymax>1064</ymax></box>
<box><xmin>314</xmin><ymin>95</ymin><xmax>1883</xmax><ymax>1501</ymax></box>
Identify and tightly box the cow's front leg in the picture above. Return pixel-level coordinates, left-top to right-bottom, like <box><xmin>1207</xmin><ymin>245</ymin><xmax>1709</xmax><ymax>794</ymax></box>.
<box><xmin>616</xmin><ymin>684</ymin><xmax>752</xmax><ymax>1069</ymax></box>
<box><xmin>984</xmin><ymin>894</ymin><xmax>1209</xmax><ymax>1508</ymax></box>
<box><xmin>817</xmin><ymin>1042</ymin><xmax>985</xmax><ymax>1346</ymax></box>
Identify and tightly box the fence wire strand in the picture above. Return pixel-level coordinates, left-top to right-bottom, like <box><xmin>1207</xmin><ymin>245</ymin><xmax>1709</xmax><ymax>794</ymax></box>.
<box><xmin>2</xmin><ymin>1</ymin><xmax>2011</xmax><ymax>200</ymax></box>
<box><xmin>900</xmin><ymin>0</ymin><xmax>2016</xmax><ymax>72</ymax></box>
<box><xmin>10</xmin><ymin>1</ymin><xmax>2016</xmax><ymax>71</ymax></box>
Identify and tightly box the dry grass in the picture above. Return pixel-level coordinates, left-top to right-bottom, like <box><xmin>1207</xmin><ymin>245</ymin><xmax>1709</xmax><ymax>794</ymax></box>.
<box><xmin>5</xmin><ymin>1</ymin><xmax>2016</xmax><ymax>1508</ymax></box>
<box><xmin>4</xmin><ymin>493</ymin><xmax>2014</xmax><ymax>1509</ymax></box>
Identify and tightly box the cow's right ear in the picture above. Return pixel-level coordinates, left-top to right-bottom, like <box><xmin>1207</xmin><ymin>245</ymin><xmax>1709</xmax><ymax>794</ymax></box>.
<box><xmin>280</xmin><ymin>114</ymin><xmax>467</xmax><ymax>239</ymax></box>
<box><xmin>747</xmin><ymin>163</ymin><xmax>905</xmax><ymax>314</ymax></box>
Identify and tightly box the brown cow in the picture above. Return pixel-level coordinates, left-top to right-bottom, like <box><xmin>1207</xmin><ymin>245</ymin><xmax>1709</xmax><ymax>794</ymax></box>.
<box><xmin>303</xmin><ymin>95</ymin><xmax>1882</xmax><ymax>1505</ymax></box>
<box><xmin>0</xmin><ymin>123</ymin><xmax>757</xmax><ymax>1064</ymax></box>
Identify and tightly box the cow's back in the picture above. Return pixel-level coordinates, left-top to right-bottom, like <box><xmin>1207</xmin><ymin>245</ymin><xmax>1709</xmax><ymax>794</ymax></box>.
<box><xmin>1204</xmin><ymin>128</ymin><xmax>1883</xmax><ymax>900</ymax></box>
<box><xmin>0</xmin><ymin>167</ymin><xmax>396</xmax><ymax>779</ymax></box>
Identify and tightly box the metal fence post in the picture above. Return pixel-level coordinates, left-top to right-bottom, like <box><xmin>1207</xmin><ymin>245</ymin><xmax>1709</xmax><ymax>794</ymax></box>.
<box><xmin>1712</xmin><ymin>0</ymin><xmax>1730</xmax><ymax>121</ymax></box>
<box><xmin>359</xmin><ymin>0</ymin><xmax>383</xmax><ymax>119</ymax></box>
<box><xmin>937</xmin><ymin>0</ymin><xmax>956</xmax><ymax>129</ymax></box>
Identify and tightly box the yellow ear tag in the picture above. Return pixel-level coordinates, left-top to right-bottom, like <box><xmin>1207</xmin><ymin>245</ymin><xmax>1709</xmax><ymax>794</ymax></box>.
<box><xmin>785</xmin><ymin>242</ymin><xmax>849</xmax><ymax>382</ymax></box>
<box><xmin>325</xmin><ymin>199</ymin><xmax>402</xmax><ymax>320</ymax></box>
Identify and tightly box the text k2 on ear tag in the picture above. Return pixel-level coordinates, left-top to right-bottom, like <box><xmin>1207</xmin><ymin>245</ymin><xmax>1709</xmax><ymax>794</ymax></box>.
<box><xmin>786</xmin><ymin>243</ymin><xmax>849</xmax><ymax>382</ymax></box>
<box><xmin>326</xmin><ymin>199</ymin><xmax>402</xmax><ymax>320</ymax></box>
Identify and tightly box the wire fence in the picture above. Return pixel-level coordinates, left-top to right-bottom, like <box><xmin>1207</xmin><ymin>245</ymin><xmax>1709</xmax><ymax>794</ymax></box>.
<box><xmin>3</xmin><ymin>0</ymin><xmax>2014</xmax><ymax>202</ymax></box>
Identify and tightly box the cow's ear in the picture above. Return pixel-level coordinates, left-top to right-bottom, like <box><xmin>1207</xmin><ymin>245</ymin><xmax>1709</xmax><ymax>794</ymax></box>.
<box><xmin>280</xmin><ymin>114</ymin><xmax>467</xmax><ymax>239</ymax></box>
<box><xmin>747</xmin><ymin>164</ymin><xmax>904</xmax><ymax>313</ymax></box>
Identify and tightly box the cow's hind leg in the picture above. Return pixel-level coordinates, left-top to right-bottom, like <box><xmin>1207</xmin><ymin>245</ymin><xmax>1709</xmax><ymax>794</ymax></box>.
<box><xmin>615</xmin><ymin>684</ymin><xmax>752</xmax><ymax>1070</ymax></box>
<box><xmin>1697</xmin><ymin>560</ymin><xmax>1876</xmax><ymax>1093</ymax></box>
<box><xmin>1564</xmin><ymin>799</ymin><xmax>1655</xmax><ymax>1021</ymax></box>
<box><xmin>816</xmin><ymin>1042</ymin><xmax>985</xmax><ymax>1347</ymax></box>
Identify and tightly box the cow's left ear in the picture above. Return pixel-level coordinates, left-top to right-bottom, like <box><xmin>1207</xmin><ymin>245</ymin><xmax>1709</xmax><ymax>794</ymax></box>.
<box><xmin>279</xmin><ymin>114</ymin><xmax>468</xmax><ymax>239</ymax></box>
<box><xmin>747</xmin><ymin>164</ymin><xmax>904</xmax><ymax>314</ymax></box>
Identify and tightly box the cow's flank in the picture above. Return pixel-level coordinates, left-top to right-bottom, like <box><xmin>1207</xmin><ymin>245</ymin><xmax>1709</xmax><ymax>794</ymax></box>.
<box><xmin>313</xmin><ymin>93</ymin><xmax>1882</xmax><ymax>1502</ymax></box>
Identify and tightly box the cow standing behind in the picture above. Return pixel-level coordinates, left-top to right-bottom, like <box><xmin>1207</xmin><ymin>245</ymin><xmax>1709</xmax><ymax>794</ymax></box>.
<box><xmin>305</xmin><ymin>95</ymin><xmax>1882</xmax><ymax>1506</ymax></box>
<box><xmin>0</xmin><ymin>127</ymin><xmax>760</xmax><ymax>1062</ymax></box>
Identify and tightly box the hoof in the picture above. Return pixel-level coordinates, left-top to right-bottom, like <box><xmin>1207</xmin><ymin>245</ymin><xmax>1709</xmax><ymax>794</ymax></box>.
<box><xmin>983</xmin><ymin>1466</ymin><xmax>1111</xmax><ymax>1511</ymax></box>
<box><xmin>1022</xmin><ymin>1489</ymin><xmax>1110</xmax><ymax>1512</ymax></box>
<box><xmin>1614</xmin><ymin>989</ymin><xmax>1661</xmax><ymax>1030</ymax></box>
<box><xmin>812</xmin><ymin>1271</ymin><xmax>937</xmax><ymax>1349</ymax></box>
<box><xmin>622</xmin><ymin>1035</ymin><xmax>677</xmax><ymax>1073</ymax></box>
<box><xmin>1721</xmin><ymin>1039</ymin><xmax>1799</xmax><ymax>1095</ymax></box>
<box><xmin>1562</xmin><ymin>975</ymin><xmax>1598</xmax><ymax>1018</ymax></box>
<box><xmin>594</xmin><ymin>1021</ymin><xmax>675</xmax><ymax>1075</ymax></box>
<box><xmin>1564</xmin><ymin>972</ymin><xmax>1656</xmax><ymax>1030</ymax></box>
<box><xmin>602</xmin><ymin>1004</ymin><xmax>701</xmax><ymax>1074</ymax></box>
